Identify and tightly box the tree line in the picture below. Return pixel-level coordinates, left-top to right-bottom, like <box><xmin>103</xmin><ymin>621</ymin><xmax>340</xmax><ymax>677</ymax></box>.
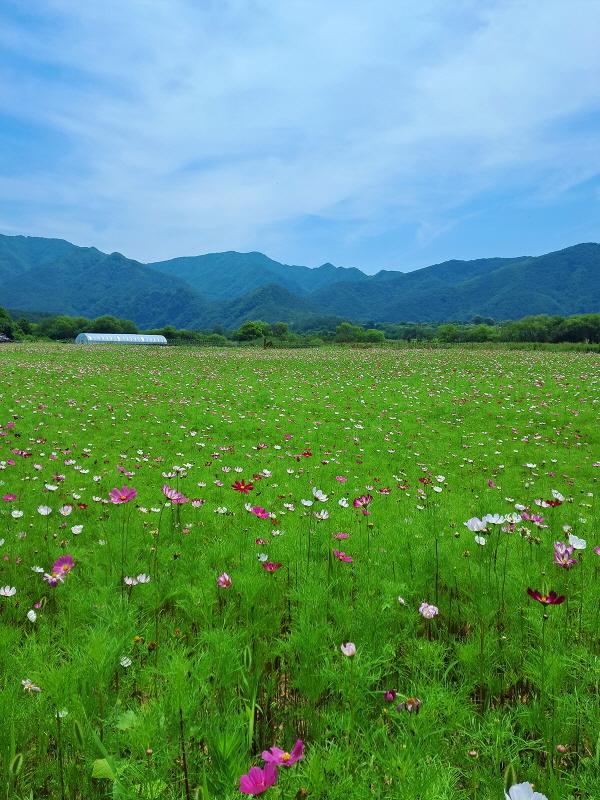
<box><xmin>1</xmin><ymin>307</ymin><xmax>600</xmax><ymax>345</ymax></box>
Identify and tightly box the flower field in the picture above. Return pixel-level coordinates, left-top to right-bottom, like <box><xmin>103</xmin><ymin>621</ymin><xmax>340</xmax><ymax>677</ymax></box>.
<box><xmin>0</xmin><ymin>343</ymin><xmax>598</xmax><ymax>800</ymax></box>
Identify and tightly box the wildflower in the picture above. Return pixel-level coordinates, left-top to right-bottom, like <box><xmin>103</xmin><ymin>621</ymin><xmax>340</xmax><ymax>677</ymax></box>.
<box><xmin>0</xmin><ymin>586</ymin><xmax>16</xmax><ymax>597</ymax></box>
<box><xmin>333</xmin><ymin>532</ymin><xmax>349</xmax><ymax>540</ymax></box>
<box><xmin>505</xmin><ymin>782</ymin><xmax>548</xmax><ymax>800</ymax></box>
<box><xmin>216</xmin><ymin>572</ymin><xmax>232</xmax><ymax>588</ymax></box>
<box><xmin>568</xmin><ymin>534</ymin><xmax>586</xmax><ymax>550</ymax></box>
<box><xmin>249</xmin><ymin>505</ymin><xmax>270</xmax><ymax>519</ymax></box>
<box><xmin>71</xmin><ymin>523</ymin><xmax>83</xmax><ymax>535</ymax></box>
<box><xmin>59</xmin><ymin>505</ymin><xmax>73</xmax><ymax>516</ymax></box>
<box><xmin>340</xmin><ymin>642</ymin><xmax>356</xmax><ymax>657</ymax></box>
<box><xmin>37</xmin><ymin>505</ymin><xmax>52</xmax><ymax>516</ymax></box>
<box><xmin>232</xmin><ymin>479</ymin><xmax>254</xmax><ymax>494</ymax></box>
<box><xmin>136</xmin><ymin>573</ymin><xmax>150</xmax><ymax>583</ymax></box>
<box><xmin>314</xmin><ymin>509</ymin><xmax>329</xmax><ymax>520</ymax></box>
<box><xmin>124</xmin><ymin>576</ymin><xmax>138</xmax><ymax>586</ymax></box>
<box><xmin>418</xmin><ymin>602</ymin><xmax>439</xmax><ymax>619</ymax></box>
<box><xmin>43</xmin><ymin>572</ymin><xmax>65</xmax><ymax>587</ymax></box>
<box><xmin>22</xmin><ymin>678</ymin><xmax>42</xmax><ymax>693</ymax></box>
<box><xmin>338</xmin><ymin>498</ymin><xmax>349</xmax><ymax>507</ymax></box>
<box><xmin>52</xmin><ymin>554</ymin><xmax>74</xmax><ymax>575</ymax></box>
<box><xmin>553</xmin><ymin>542</ymin><xmax>577</xmax><ymax>569</ymax></box>
<box><xmin>474</xmin><ymin>535</ymin><xmax>486</xmax><ymax>546</ymax></box>
<box><xmin>383</xmin><ymin>690</ymin><xmax>397</xmax><ymax>702</ymax></box>
<box><xmin>27</xmin><ymin>609</ymin><xmax>37</xmax><ymax>622</ymax></box>
<box><xmin>161</xmin><ymin>485</ymin><xmax>188</xmax><ymax>504</ymax></box>
<box><xmin>109</xmin><ymin>486</ymin><xmax>137</xmax><ymax>504</ymax></box>
<box><xmin>120</xmin><ymin>656</ymin><xmax>132</xmax><ymax>668</ymax></box>
<box><xmin>594</xmin><ymin>546</ymin><xmax>600</xmax><ymax>556</ymax></box>
<box><xmin>464</xmin><ymin>517</ymin><xmax>487</xmax><ymax>532</ymax></box>
<box><xmin>262</xmin><ymin>562</ymin><xmax>282</xmax><ymax>572</ymax></box>
<box><xmin>353</xmin><ymin>494</ymin><xmax>373</xmax><ymax>509</ymax></box>
<box><xmin>333</xmin><ymin>549</ymin><xmax>353</xmax><ymax>563</ymax></box>
<box><xmin>312</xmin><ymin>487</ymin><xmax>328</xmax><ymax>501</ymax></box>
<box><xmin>2</xmin><ymin>493</ymin><xmax>16</xmax><ymax>501</ymax></box>
<box><xmin>262</xmin><ymin>739</ymin><xmax>304</xmax><ymax>766</ymax></box>
<box><xmin>527</xmin><ymin>588</ymin><xmax>565</xmax><ymax>605</ymax></box>
<box><xmin>396</xmin><ymin>696</ymin><xmax>422</xmax><ymax>714</ymax></box>
<box><xmin>239</xmin><ymin>763</ymin><xmax>278</xmax><ymax>795</ymax></box>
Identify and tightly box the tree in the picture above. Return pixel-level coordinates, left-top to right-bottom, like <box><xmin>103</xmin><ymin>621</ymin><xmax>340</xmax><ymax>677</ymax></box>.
<box><xmin>270</xmin><ymin>322</ymin><xmax>289</xmax><ymax>337</ymax></box>
<box><xmin>234</xmin><ymin>321</ymin><xmax>270</xmax><ymax>341</ymax></box>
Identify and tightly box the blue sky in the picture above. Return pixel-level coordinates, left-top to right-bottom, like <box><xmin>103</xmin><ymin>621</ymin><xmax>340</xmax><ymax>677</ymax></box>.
<box><xmin>1</xmin><ymin>0</ymin><xmax>599</xmax><ymax>273</ymax></box>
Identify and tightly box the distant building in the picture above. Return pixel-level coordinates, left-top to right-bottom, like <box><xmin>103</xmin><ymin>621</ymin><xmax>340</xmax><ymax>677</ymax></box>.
<box><xmin>75</xmin><ymin>332</ymin><xmax>167</xmax><ymax>345</ymax></box>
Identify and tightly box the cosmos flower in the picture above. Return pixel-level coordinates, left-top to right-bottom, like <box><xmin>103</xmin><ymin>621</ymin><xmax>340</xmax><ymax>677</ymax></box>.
<box><xmin>474</xmin><ymin>535</ymin><xmax>486</xmax><ymax>546</ymax></box>
<box><xmin>527</xmin><ymin>588</ymin><xmax>565</xmax><ymax>605</ymax></box>
<box><xmin>568</xmin><ymin>534</ymin><xmax>586</xmax><ymax>550</ymax></box>
<box><xmin>340</xmin><ymin>642</ymin><xmax>356</xmax><ymax>657</ymax></box>
<box><xmin>216</xmin><ymin>572</ymin><xmax>232</xmax><ymax>588</ymax></box>
<box><xmin>2</xmin><ymin>493</ymin><xmax>16</xmax><ymax>501</ymax></box>
<box><xmin>0</xmin><ymin>585</ymin><xmax>16</xmax><ymax>597</ymax></box>
<box><xmin>232</xmin><ymin>479</ymin><xmax>254</xmax><ymax>494</ymax></box>
<box><xmin>418</xmin><ymin>602</ymin><xmax>439</xmax><ymax>619</ymax></box>
<box><xmin>261</xmin><ymin>739</ymin><xmax>304</xmax><ymax>766</ymax></box>
<box><xmin>464</xmin><ymin>517</ymin><xmax>487</xmax><ymax>532</ymax></box>
<box><xmin>262</xmin><ymin>562</ymin><xmax>282</xmax><ymax>572</ymax></box>
<box><xmin>396</xmin><ymin>696</ymin><xmax>422</xmax><ymax>714</ymax></box>
<box><xmin>239</xmin><ymin>763</ymin><xmax>278</xmax><ymax>795</ymax></box>
<box><xmin>333</xmin><ymin>549</ymin><xmax>353</xmax><ymax>563</ymax></box>
<box><xmin>109</xmin><ymin>486</ymin><xmax>137</xmax><ymax>504</ymax></box>
<box><xmin>161</xmin><ymin>485</ymin><xmax>188</xmax><ymax>504</ymax></box>
<box><xmin>353</xmin><ymin>494</ymin><xmax>373</xmax><ymax>509</ymax></box>
<box><xmin>22</xmin><ymin>678</ymin><xmax>42</xmax><ymax>693</ymax></box>
<box><xmin>52</xmin><ymin>554</ymin><xmax>75</xmax><ymax>575</ymax></box>
<box><xmin>553</xmin><ymin>542</ymin><xmax>577</xmax><ymax>569</ymax></box>
<box><xmin>505</xmin><ymin>782</ymin><xmax>548</xmax><ymax>800</ymax></box>
<box><xmin>383</xmin><ymin>690</ymin><xmax>397</xmax><ymax>702</ymax></box>
<box><xmin>37</xmin><ymin>505</ymin><xmax>52</xmax><ymax>516</ymax></box>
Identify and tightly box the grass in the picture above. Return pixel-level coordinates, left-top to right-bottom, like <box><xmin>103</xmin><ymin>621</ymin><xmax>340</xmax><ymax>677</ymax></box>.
<box><xmin>0</xmin><ymin>343</ymin><xmax>598</xmax><ymax>800</ymax></box>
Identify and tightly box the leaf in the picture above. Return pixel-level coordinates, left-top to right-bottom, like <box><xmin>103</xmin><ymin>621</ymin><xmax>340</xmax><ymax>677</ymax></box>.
<box><xmin>115</xmin><ymin>710</ymin><xmax>138</xmax><ymax>731</ymax></box>
<box><xmin>92</xmin><ymin>758</ymin><xmax>116</xmax><ymax>781</ymax></box>
<box><xmin>132</xmin><ymin>779</ymin><xmax>167</xmax><ymax>798</ymax></box>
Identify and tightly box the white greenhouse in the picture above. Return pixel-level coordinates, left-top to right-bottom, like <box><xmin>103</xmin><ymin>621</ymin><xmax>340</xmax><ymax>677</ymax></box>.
<box><xmin>75</xmin><ymin>332</ymin><xmax>168</xmax><ymax>345</ymax></box>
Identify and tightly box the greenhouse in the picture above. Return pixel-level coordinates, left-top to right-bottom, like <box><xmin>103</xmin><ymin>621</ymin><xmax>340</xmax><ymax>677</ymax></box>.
<box><xmin>75</xmin><ymin>332</ymin><xmax>167</xmax><ymax>345</ymax></box>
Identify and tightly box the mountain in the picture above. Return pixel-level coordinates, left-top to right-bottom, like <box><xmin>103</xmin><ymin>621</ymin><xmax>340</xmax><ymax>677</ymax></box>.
<box><xmin>0</xmin><ymin>234</ymin><xmax>210</xmax><ymax>328</ymax></box>
<box><xmin>1</xmin><ymin>233</ymin><xmax>599</xmax><ymax>328</ymax></box>
<box><xmin>148</xmin><ymin>251</ymin><xmax>368</xmax><ymax>300</ymax></box>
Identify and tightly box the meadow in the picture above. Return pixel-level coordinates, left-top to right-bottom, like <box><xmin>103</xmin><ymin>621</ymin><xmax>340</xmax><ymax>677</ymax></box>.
<box><xmin>0</xmin><ymin>343</ymin><xmax>598</xmax><ymax>800</ymax></box>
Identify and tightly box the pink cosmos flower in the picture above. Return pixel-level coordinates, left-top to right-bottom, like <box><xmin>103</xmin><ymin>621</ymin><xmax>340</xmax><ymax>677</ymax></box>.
<box><xmin>352</xmin><ymin>494</ymin><xmax>373</xmax><ymax>508</ymax></box>
<box><xmin>553</xmin><ymin>541</ymin><xmax>577</xmax><ymax>569</ymax></box>
<box><xmin>340</xmin><ymin>642</ymin><xmax>356</xmax><ymax>657</ymax></box>
<box><xmin>216</xmin><ymin>572</ymin><xmax>232</xmax><ymax>588</ymax></box>
<box><xmin>162</xmin><ymin>485</ymin><xmax>188</xmax><ymax>504</ymax></box>
<box><xmin>261</xmin><ymin>739</ymin><xmax>304</xmax><ymax>767</ymax></box>
<box><xmin>332</xmin><ymin>532</ymin><xmax>349</xmax><ymax>540</ymax></box>
<box><xmin>2</xmin><ymin>493</ymin><xmax>16</xmax><ymax>502</ymax></box>
<box><xmin>239</xmin><ymin>763</ymin><xmax>278</xmax><ymax>795</ymax></box>
<box><xmin>262</xmin><ymin>562</ymin><xmax>282</xmax><ymax>572</ymax></box>
<box><xmin>333</xmin><ymin>549</ymin><xmax>353</xmax><ymax>563</ymax></box>
<box><xmin>594</xmin><ymin>546</ymin><xmax>600</xmax><ymax>556</ymax></box>
<box><xmin>109</xmin><ymin>486</ymin><xmax>137</xmax><ymax>504</ymax></box>
<box><xmin>335</xmin><ymin>475</ymin><xmax>348</xmax><ymax>482</ymax></box>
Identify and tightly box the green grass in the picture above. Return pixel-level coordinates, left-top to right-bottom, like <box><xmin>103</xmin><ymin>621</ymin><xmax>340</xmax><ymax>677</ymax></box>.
<box><xmin>0</xmin><ymin>343</ymin><xmax>598</xmax><ymax>800</ymax></box>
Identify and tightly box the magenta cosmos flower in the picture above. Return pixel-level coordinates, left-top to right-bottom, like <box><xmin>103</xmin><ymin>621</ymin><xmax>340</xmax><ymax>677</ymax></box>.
<box><xmin>2</xmin><ymin>493</ymin><xmax>17</xmax><ymax>501</ymax></box>
<box><xmin>109</xmin><ymin>485</ymin><xmax>137</xmax><ymax>504</ymax></box>
<box><xmin>239</xmin><ymin>763</ymin><xmax>278</xmax><ymax>795</ymax></box>
<box><xmin>53</xmin><ymin>554</ymin><xmax>75</xmax><ymax>575</ymax></box>
<box><xmin>262</xmin><ymin>562</ymin><xmax>282</xmax><ymax>572</ymax></box>
<box><xmin>553</xmin><ymin>541</ymin><xmax>577</xmax><ymax>569</ymax></box>
<box><xmin>261</xmin><ymin>739</ymin><xmax>304</xmax><ymax>767</ymax></box>
<box><xmin>216</xmin><ymin>572</ymin><xmax>232</xmax><ymax>588</ymax></box>
<box><xmin>527</xmin><ymin>588</ymin><xmax>565</xmax><ymax>605</ymax></box>
<box><xmin>250</xmin><ymin>505</ymin><xmax>270</xmax><ymax>519</ymax></box>
<box><xmin>352</xmin><ymin>494</ymin><xmax>373</xmax><ymax>509</ymax></box>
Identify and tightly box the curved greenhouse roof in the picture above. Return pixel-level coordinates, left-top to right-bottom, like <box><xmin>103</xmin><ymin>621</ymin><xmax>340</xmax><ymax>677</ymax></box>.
<box><xmin>75</xmin><ymin>333</ymin><xmax>167</xmax><ymax>345</ymax></box>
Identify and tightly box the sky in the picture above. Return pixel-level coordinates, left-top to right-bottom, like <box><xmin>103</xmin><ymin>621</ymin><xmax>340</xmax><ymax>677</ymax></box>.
<box><xmin>1</xmin><ymin>0</ymin><xmax>600</xmax><ymax>274</ymax></box>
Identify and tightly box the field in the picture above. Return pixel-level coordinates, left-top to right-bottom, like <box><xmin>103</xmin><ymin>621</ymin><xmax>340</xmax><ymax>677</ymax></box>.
<box><xmin>0</xmin><ymin>343</ymin><xmax>598</xmax><ymax>800</ymax></box>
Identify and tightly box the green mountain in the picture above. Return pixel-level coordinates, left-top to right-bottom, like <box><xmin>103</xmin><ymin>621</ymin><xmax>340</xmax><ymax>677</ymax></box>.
<box><xmin>149</xmin><ymin>251</ymin><xmax>368</xmax><ymax>300</ymax></box>
<box><xmin>0</xmin><ymin>234</ymin><xmax>598</xmax><ymax>328</ymax></box>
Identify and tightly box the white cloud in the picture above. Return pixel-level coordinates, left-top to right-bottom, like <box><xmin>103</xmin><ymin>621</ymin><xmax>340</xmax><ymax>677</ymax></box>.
<box><xmin>0</xmin><ymin>0</ymin><xmax>599</xmax><ymax>266</ymax></box>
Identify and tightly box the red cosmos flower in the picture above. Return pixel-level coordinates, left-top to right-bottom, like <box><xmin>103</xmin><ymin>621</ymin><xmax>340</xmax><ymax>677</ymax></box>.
<box><xmin>262</xmin><ymin>562</ymin><xmax>283</xmax><ymax>572</ymax></box>
<box><xmin>232</xmin><ymin>480</ymin><xmax>254</xmax><ymax>494</ymax></box>
<box><xmin>418</xmin><ymin>477</ymin><xmax>431</xmax><ymax>485</ymax></box>
<box><xmin>527</xmin><ymin>588</ymin><xmax>566</xmax><ymax>605</ymax></box>
<box><xmin>302</xmin><ymin>449</ymin><xmax>312</xmax><ymax>457</ymax></box>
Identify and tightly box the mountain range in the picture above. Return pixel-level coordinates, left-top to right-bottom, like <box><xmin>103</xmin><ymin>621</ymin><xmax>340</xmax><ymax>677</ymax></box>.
<box><xmin>1</xmin><ymin>234</ymin><xmax>599</xmax><ymax>329</ymax></box>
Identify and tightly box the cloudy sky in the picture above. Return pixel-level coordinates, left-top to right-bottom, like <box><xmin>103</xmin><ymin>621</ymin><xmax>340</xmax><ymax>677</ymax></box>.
<box><xmin>1</xmin><ymin>0</ymin><xmax>599</xmax><ymax>272</ymax></box>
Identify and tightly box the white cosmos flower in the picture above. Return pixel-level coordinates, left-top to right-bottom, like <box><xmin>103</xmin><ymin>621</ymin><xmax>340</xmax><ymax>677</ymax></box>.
<box><xmin>482</xmin><ymin>513</ymin><xmax>506</xmax><ymax>525</ymax></box>
<box><xmin>44</xmin><ymin>484</ymin><xmax>58</xmax><ymax>491</ymax></box>
<box><xmin>568</xmin><ymin>534</ymin><xmax>586</xmax><ymax>550</ymax></box>
<box><xmin>59</xmin><ymin>505</ymin><xmax>73</xmax><ymax>516</ymax></box>
<box><xmin>136</xmin><ymin>574</ymin><xmax>151</xmax><ymax>583</ymax></box>
<box><xmin>314</xmin><ymin>509</ymin><xmax>329</xmax><ymax>520</ymax></box>
<box><xmin>119</xmin><ymin>656</ymin><xmax>132</xmax><ymax>668</ymax></box>
<box><xmin>474</xmin><ymin>536</ymin><xmax>486</xmax><ymax>546</ymax></box>
<box><xmin>435</xmin><ymin>475</ymin><xmax>445</xmax><ymax>482</ymax></box>
<box><xmin>551</xmin><ymin>490</ymin><xmax>565</xmax><ymax>502</ymax></box>
<box><xmin>71</xmin><ymin>525</ymin><xmax>83</xmax><ymax>535</ymax></box>
<box><xmin>301</xmin><ymin>499</ymin><xmax>313</xmax><ymax>507</ymax></box>
<box><xmin>338</xmin><ymin>498</ymin><xmax>349</xmax><ymax>508</ymax></box>
<box><xmin>432</xmin><ymin>486</ymin><xmax>442</xmax><ymax>493</ymax></box>
<box><xmin>257</xmin><ymin>553</ymin><xmax>269</xmax><ymax>562</ymax></box>
<box><xmin>0</xmin><ymin>586</ymin><xmax>16</xmax><ymax>597</ymax></box>
<box><xmin>11</xmin><ymin>510</ymin><xmax>23</xmax><ymax>518</ymax></box>
<box><xmin>27</xmin><ymin>609</ymin><xmax>37</xmax><ymax>622</ymax></box>
<box><xmin>464</xmin><ymin>517</ymin><xmax>487</xmax><ymax>532</ymax></box>
<box><xmin>505</xmin><ymin>782</ymin><xmax>548</xmax><ymax>800</ymax></box>
<box><xmin>312</xmin><ymin>488</ymin><xmax>328</xmax><ymax>501</ymax></box>
<box><xmin>37</xmin><ymin>506</ymin><xmax>52</xmax><ymax>516</ymax></box>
